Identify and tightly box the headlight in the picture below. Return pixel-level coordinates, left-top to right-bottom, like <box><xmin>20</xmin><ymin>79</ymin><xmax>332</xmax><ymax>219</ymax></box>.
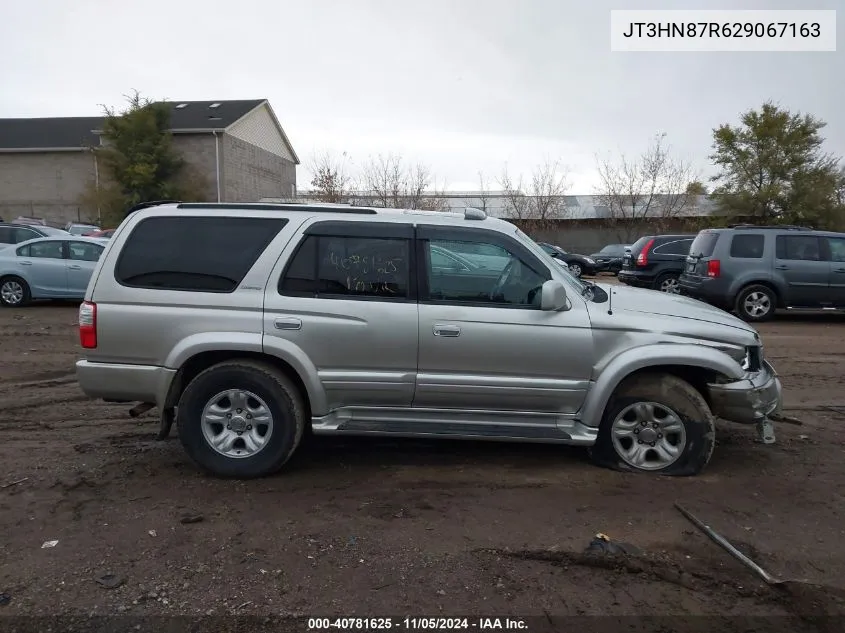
<box><xmin>741</xmin><ymin>346</ymin><xmax>763</xmax><ymax>372</ymax></box>
<box><xmin>584</xmin><ymin>258</ymin><xmax>595</xmax><ymax>264</ymax></box>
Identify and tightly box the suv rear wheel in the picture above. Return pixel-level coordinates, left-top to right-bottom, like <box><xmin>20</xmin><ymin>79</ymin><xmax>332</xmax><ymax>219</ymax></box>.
<box><xmin>735</xmin><ymin>284</ymin><xmax>775</xmax><ymax>322</ymax></box>
<box><xmin>654</xmin><ymin>273</ymin><xmax>680</xmax><ymax>294</ymax></box>
<box><xmin>590</xmin><ymin>373</ymin><xmax>715</xmax><ymax>476</ymax></box>
<box><xmin>177</xmin><ymin>360</ymin><xmax>306</xmax><ymax>478</ymax></box>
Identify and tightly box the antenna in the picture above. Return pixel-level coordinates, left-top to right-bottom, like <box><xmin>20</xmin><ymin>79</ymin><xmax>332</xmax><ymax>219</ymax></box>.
<box><xmin>607</xmin><ymin>287</ymin><xmax>614</xmax><ymax>315</ymax></box>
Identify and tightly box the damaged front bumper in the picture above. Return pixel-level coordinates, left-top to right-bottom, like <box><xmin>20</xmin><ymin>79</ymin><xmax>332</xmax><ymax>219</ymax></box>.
<box><xmin>707</xmin><ymin>360</ymin><xmax>783</xmax><ymax>424</ymax></box>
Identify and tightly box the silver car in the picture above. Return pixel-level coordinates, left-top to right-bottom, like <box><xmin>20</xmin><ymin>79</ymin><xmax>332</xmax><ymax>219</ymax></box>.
<box><xmin>0</xmin><ymin>236</ymin><xmax>108</xmax><ymax>307</ymax></box>
<box><xmin>75</xmin><ymin>202</ymin><xmax>783</xmax><ymax>479</ymax></box>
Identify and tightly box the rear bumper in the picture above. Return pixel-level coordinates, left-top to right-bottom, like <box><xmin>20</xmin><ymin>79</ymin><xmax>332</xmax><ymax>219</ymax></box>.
<box><xmin>707</xmin><ymin>360</ymin><xmax>783</xmax><ymax>424</ymax></box>
<box><xmin>76</xmin><ymin>360</ymin><xmax>176</xmax><ymax>407</ymax></box>
<box><xmin>678</xmin><ymin>275</ymin><xmax>730</xmax><ymax>305</ymax></box>
<box><xmin>617</xmin><ymin>271</ymin><xmax>652</xmax><ymax>287</ymax></box>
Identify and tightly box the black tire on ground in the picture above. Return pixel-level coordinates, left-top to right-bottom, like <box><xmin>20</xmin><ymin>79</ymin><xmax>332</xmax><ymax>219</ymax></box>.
<box><xmin>177</xmin><ymin>360</ymin><xmax>306</xmax><ymax>479</ymax></box>
<box><xmin>0</xmin><ymin>276</ymin><xmax>31</xmax><ymax>307</ymax></box>
<box><xmin>589</xmin><ymin>373</ymin><xmax>716</xmax><ymax>477</ymax></box>
<box><xmin>735</xmin><ymin>284</ymin><xmax>776</xmax><ymax>322</ymax></box>
<box><xmin>653</xmin><ymin>272</ymin><xmax>680</xmax><ymax>293</ymax></box>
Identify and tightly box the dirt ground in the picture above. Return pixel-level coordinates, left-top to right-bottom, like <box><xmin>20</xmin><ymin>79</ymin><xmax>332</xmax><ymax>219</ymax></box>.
<box><xmin>1</xmin><ymin>290</ymin><xmax>845</xmax><ymax>632</ymax></box>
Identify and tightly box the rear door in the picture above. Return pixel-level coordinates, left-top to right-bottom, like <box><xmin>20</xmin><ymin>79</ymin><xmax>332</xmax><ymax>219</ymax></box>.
<box><xmin>17</xmin><ymin>240</ymin><xmax>68</xmax><ymax>296</ymax></box>
<box><xmin>824</xmin><ymin>236</ymin><xmax>845</xmax><ymax>307</ymax></box>
<box><xmin>774</xmin><ymin>234</ymin><xmax>829</xmax><ymax>307</ymax></box>
<box><xmin>264</xmin><ymin>220</ymin><xmax>419</xmax><ymax>411</ymax></box>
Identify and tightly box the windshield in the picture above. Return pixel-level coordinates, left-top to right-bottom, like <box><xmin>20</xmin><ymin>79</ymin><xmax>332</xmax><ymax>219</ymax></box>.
<box><xmin>39</xmin><ymin>226</ymin><xmax>69</xmax><ymax>236</ymax></box>
<box><xmin>513</xmin><ymin>227</ymin><xmax>589</xmax><ymax>294</ymax></box>
<box><xmin>599</xmin><ymin>244</ymin><xmax>624</xmax><ymax>254</ymax></box>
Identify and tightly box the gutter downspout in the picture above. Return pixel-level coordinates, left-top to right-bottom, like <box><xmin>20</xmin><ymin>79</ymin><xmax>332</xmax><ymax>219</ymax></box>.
<box><xmin>93</xmin><ymin>150</ymin><xmax>101</xmax><ymax>224</ymax></box>
<box><xmin>213</xmin><ymin>131</ymin><xmax>221</xmax><ymax>202</ymax></box>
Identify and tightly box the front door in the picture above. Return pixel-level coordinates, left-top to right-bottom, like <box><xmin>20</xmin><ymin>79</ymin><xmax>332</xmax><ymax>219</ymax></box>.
<box><xmin>414</xmin><ymin>225</ymin><xmax>594</xmax><ymax>417</ymax></box>
<box><xmin>263</xmin><ymin>220</ymin><xmax>419</xmax><ymax>412</ymax></box>
<box><xmin>774</xmin><ymin>235</ymin><xmax>829</xmax><ymax>307</ymax></box>
<box><xmin>18</xmin><ymin>239</ymin><xmax>68</xmax><ymax>296</ymax></box>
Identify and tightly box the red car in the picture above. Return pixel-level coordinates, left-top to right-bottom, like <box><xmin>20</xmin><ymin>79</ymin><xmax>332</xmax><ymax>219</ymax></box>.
<box><xmin>82</xmin><ymin>229</ymin><xmax>116</xmax><ymax>238</ymax></box>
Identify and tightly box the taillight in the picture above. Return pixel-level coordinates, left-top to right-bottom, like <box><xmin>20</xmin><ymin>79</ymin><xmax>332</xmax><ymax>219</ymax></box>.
<box><xmin>79</xmin><ymin>301</ymin><xmax>97</xmax><ymax>349</ymax></box>
<box><xmin>636</xmin><ymin>239</ymin><xmax>655</xmax><ymax>266</ymax></box>
<box><xmin>707</xmin><ymin>260</ymin><xmax>721</xmax><ymax>278</ymax></box>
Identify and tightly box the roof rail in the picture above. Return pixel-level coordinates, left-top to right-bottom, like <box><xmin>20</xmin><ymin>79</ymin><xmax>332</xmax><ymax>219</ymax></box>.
<box><xmin>464</xmin><ymin>207</ymin><xmax>487</xmax><ymax>221</ymax></box>
<box><xmin>176</xmin><ymin>202</ymin><xmax>377</xmax><ymax>215</ymax></box>
<box><xmin>728</xmin><ymin>224</ymin><xmax>814</xmax><ymax>231</ymax></box>
<box><xmin>125</xmin><ymin>200</ymin><xmax>181</xmax><ymax>217</ymax></box>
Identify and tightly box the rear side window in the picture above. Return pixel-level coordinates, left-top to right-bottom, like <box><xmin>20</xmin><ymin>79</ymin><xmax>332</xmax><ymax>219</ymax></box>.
<box><xmin>729</xmin><ymin>234</ymin><xmax>765</xmax><ymax>258</ymax></box>
<box><xmin>653</xmin><ymin>239</ymin><xmax>692</xmax><ymax>256</ymax></box>
<box><xmin>776</xmin><ymin>235</ymin><xmax>822</xmax><ymax>261</ymax></box>
<box><xmin>279</xmin><ymin>235</ymin><xmax>410</xmax><ymax>299</ymax></box>
<box><xmin>116</xmin><ymin>216</ymin><xmax>288</xmax><ymax>292</ymax></box>
<box><xmin>689</xmin><ymin>232</ymin><xmax>719</xmax><ymax>257</ymax></box>
<box><xmin>629</xmin><ymin>236</ymin><xmax>652</xmax><ymax>254</ymax></box>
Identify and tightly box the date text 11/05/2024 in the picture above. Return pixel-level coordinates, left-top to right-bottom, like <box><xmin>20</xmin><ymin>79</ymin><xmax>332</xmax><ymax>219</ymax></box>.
<box><xmin>307</xmin><ymin>617</ymin><xmax>529</xmax><ymax>631</ymax></box>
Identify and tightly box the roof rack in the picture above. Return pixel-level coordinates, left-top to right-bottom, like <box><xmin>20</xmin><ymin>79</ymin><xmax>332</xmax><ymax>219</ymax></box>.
<box><xmin>125</xmin><ymin>200</ymin><xmax>182</xmax><ymax>217</ymax></box>
<box><xmin>176</xmin><ymin>202</ymin><xmax>378</xmax><ymax>215</ymax></box>
<box><xmin>728</xmin><ymin>224</ymin><xmax>814</xmax><ymax>231</ymax></box>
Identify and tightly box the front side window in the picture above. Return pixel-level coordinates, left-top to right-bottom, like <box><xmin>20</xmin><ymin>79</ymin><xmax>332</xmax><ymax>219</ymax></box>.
<box><xmin>279</xmin><ymin>235</ymin><xmax>410</xmax><ymax>299</ymax></box>
<box><xmin>20</xmin><ymin>240</ymin><xmax>63</xmax><ymax>259</ymax></box>
<box><xmin>425</xmin><ymin>238</ymin><xmax>545</xmax><ymax>307</ymax></box>
<box><xmin>827</xmin><ymin>237</ymin><xmax>845</xmax><ymax>263</ymax></box>
<box><xmin>116</xmin><ymin>216</ymin><xmax>288</xmax><ymax>292</ymax></box>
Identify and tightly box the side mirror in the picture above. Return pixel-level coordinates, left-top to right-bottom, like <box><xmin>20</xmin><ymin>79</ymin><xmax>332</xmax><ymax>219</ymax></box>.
<box><xmin>540</xmin><ymin>279</ymin><xmax>568</xmax><ymax>311</ymax></box>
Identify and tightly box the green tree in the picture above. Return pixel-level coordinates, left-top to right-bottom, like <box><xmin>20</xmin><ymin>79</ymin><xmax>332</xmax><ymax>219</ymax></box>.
<box><xmin>710</xmin><ymin>102</ymin><xmax>845</xmax><ymax>229</ymax></box>
<box><xmin>81</xmin><ymin>91</ymin><xmax>208</xmax><ymax>226</ymax></box>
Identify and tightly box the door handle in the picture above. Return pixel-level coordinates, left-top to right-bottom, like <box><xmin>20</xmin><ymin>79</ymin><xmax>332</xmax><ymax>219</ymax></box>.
<box><xmin>68</xmin><ymin>264</ymin><xmax>81</xmax><ymax>270</ymax></box>
<box><xmin>433</xmin><ymin>324</ymin><xmax>461</xmax><ymax>337</ymax></box>
<box><xmin>274</xmin><ymin>317</ymin><xmax>302</xmax><ymax>330</ymax></box>
<box><xmin>775</xmin><ymin>265</ymin><xmax>789</xmax><ymax>270</ymax></box>
<box><xmin>834</xmin><ymin>268</ymin><xmax>845</xmax><ymax>274</ymax></box>
<box><xmin>20</xmin><ymin>261</ymin><xmax>32</xmax><ymax>266</ymax></box>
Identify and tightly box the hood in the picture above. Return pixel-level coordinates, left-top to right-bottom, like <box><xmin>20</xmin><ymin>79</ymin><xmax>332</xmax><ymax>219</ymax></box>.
<box><xmin>587</xmin><ymin>283</ymin><xmax>759</xmax><ymax>347</ymax></box>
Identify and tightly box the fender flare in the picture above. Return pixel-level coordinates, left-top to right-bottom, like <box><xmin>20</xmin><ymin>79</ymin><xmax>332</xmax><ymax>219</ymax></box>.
<box><xmin>163</xmin><ymin>332</ymin><xmax>327</xmax><ymax>416</ymax></box>
<box><xmin>576</xmin><ymin>343</ymin><xmax>744</xmax><ymax>428</ymax></box>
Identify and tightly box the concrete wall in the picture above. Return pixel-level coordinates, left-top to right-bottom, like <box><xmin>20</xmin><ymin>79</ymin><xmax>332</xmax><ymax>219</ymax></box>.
<box><xmin>221</xmin><ymin>134</ymin><xmax>296</xmax><ymax>202</ymax></box>
<box><xmin>0</xmin><ymin>151</ymin><xmax>97</xmax><ymax>224</ymax></box>
<box><xmin>171</xmin><ymin>134</ymin><xmax>219</xmax><ymax>202</ymax></box>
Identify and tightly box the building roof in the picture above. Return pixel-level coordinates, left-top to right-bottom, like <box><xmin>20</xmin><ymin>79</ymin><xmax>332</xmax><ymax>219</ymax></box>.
<box><xmin>0</xmin><ymin>99</ymin><xmax>268</xmax><ymax>150</ymax></box>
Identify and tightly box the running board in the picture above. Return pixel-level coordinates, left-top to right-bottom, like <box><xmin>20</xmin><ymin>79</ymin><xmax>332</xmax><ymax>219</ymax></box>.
<box><xmin>311</xmin><ymin>406</ymin><xmax>598</xmax><ymax>445</ymax></box>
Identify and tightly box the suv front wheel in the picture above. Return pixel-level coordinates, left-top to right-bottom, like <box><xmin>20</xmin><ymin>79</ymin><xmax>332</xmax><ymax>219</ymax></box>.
<box><xmin>177</xmin><ymin>360</ymin><xmax>306</xmax><ymax>478</ymax></box>
<box><xmin>735</xmin><ymin>284</ymin><xmax>776</xmax><ymax>322</ymax></box>
<box><xmin>590</xmin><ymin>373</ymin><xmax>716</xmax><ymax>476</ymax></box>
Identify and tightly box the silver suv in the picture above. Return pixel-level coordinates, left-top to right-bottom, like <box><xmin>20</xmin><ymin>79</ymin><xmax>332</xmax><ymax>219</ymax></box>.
<box><xmin>679</xmin><ymin>225</ymin><xmax>845</xmax><ymax>322</ymax></box>
<box><xmin>75</xmin><ymin>202</ymin><xmax>784</xmax><ymax>478</ymax></box>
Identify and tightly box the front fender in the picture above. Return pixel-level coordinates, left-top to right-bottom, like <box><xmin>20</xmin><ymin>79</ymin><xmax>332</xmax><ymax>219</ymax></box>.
<box><xmin>575</xmin><ymin>343</ymin><xmax>744</xmax><ymax>428</ymax></box>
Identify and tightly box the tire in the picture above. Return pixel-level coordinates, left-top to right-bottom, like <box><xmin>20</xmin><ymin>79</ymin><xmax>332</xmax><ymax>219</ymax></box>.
<box><xmin>176</xmin><ymin>360</ymin><xmax>306</xmax><ymax>478</ymax></box>
<box><xmin>568</xmin><ymin>262</ymin><xmax>583</xmax><ymax>277</ymax></box>
<box><xmin>0</xmin><ymin>276</ymin><xmax>31</xmax><ymax>307</ymax></box>
<box><xmin>589</xmin><ymin>373</ymin><xmax>715</xmax><ymax>476</ymax></box>
<box><xmin>735</xmin><ymin>284</ymin><xmax>776</xmax><ymax>322</ymax></box>
<box><xmin>653</xmin><ymin>273</ymin><xmax>680</xmax><ymax>294</ymax></box>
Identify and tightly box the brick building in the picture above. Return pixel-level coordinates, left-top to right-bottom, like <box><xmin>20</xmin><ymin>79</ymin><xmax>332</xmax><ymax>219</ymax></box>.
<box><xmin>0</xmin><ymin>99</ymin><xmax>299</xmax><ymax>225</ymax></box>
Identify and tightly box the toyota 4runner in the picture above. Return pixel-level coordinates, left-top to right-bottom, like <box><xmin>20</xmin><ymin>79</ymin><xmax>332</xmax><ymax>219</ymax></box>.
<box><xmin>75</xmin><ymin>202</ymin><xmax>784</xmax><ymax>478</ymax></box>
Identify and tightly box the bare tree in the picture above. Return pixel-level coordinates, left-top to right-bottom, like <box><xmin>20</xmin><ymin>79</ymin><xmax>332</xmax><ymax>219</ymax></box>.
<box><xmin>498</xmin><ymin>159</ymin><xmax>570</xmax><ymax>223</ymax></box>
<box><xmin>360</xmin><ymin>153</ymin><xmax>447</xmax><ymax>210</ymax></box>
<box><xmin>595</xmin><ymin>133</ymin><xmax>699</xmax><ymax>240</ymax></box>
<box><xmin>308</xmin><ymin>150</ymin><xmax>354</xmax><ymax>203</ymax></box>
<box><xmin>475</xmin><ymin>171</ymin><xmax>493</xmax><ymax>213</ymax></box>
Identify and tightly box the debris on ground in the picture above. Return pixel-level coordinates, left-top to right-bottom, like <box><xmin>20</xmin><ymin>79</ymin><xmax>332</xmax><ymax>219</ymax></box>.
<box><xmin>584</xmin><ymin>533</ymin><xmax>641</xmax><ymax>556</ymax></box>
<box><xmin>1</xmin><ymin>477</ymin><xmax>29</xmax><ymax>489</ymax></box>
<box><xmin>40</xmin><ymin>540</ymin><xmax>58</xmax><ymax>549</ymax></box>
<box><xmin>180</xmin><ymin>514</ymin><xmax>204</xmax><ymax>524</ymax></box>
<box><xmin>95</xmin><ymin>573</ymin><xmax>125</xmax><ymax>589</ymax></box>
<box><xmin>148</xmin><ymin>530</ymin><xmax>157</xmax><ymax>537</ymax></box>
<box><xmin>0</xmin><ymin>592</ymin><xmax>10</xmax><ymax>606</ymax></box>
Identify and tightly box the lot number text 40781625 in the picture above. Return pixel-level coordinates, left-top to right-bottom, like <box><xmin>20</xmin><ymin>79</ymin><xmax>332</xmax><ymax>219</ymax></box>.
<box><xmin>307</xmin><ymin>617</ymin><xmax>529</xmax><ymax>631</ymax></box>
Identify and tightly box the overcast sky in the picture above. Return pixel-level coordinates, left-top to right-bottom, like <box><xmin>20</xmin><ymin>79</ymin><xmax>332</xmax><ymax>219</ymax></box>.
<box><xmin>0</xmin><ymin>0</ymin><xmax>841</xmax><ymax>193</ymax></box>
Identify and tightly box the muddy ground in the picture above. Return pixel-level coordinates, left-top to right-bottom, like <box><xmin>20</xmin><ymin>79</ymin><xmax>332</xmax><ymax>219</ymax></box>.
<box><xmin>1</xmin><ymin>290</ymin><xmax>844</xmax><ymax>632</ymax></box>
